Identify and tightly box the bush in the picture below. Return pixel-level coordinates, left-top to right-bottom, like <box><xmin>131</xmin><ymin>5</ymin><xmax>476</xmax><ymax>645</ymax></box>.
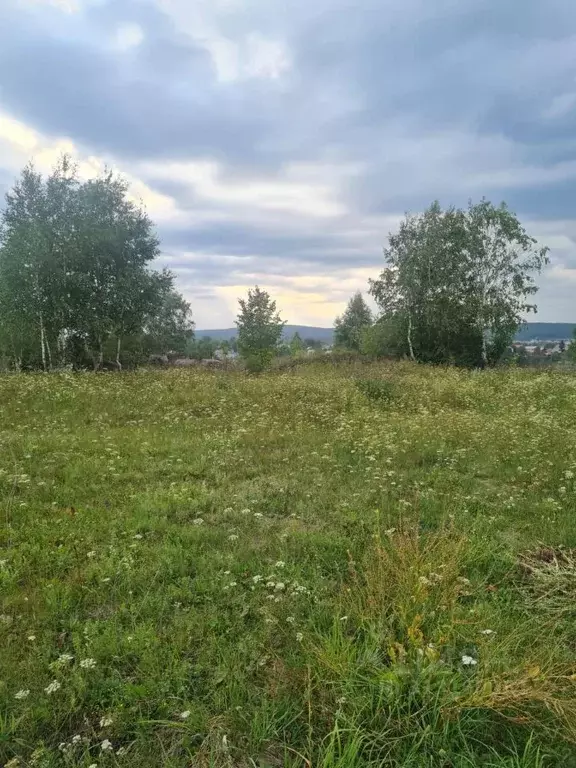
<box><xmin>355</xmin><ymin>377</ymin><xmax>396</xmax><ymax>404</ymax></box>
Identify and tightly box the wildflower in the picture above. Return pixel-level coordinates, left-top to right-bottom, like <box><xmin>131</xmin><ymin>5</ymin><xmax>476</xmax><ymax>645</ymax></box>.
<box><xmin>101</xmin><ymin>739</ymin><xmax>113</xmax><ymax>752</ymax></box>
<box><xmin>274</xmin><ymin>561</ymin><xmax>286</xmax><ymax>568</ymax></box>
<box><xmin>286</xmin><ymin>616</ymin><xmax>295</xmax><ymax>624</ymax></box>
<box><xmin>4</xmin><ymin>758</ymin><xmax>20</xmax><ymax>768</ymax></box>
<box><xmin>461</xmin><ymin>655</ymin><xmax>477</xmax><ymax>666</ymax></box>
<box><xmin>179</xmin><ymin>710</ymin><xmax>191</xmax><ymax>720</ymax></box>
<box><xmin>228</xmin><ymin>534</ymin><xmax>239</xmax><ymax>541</ymax></box>
<box><xmin>132</xmin><ymin>534</ymin><xmax>143</xmax><ymax>540</ymax></box>
<box><xmin>296</xmin><ymin>632</ymin><xmax>303</xmax><ymax>642</ymax></box>
<box><xmin>57</xmin><ymin>652</ymin><xmax>74</xmax><ymax>665</ymax></box>
<box><xmin>80</xmin><ymin>658</ymin><xmax>97</xmax><ymax>669</ymax></box>
<box><xmin>88</xmin><ymin>765</ymin><xmax>98</xmax><ymax>768</ymax></box>
<box><xmin>340</xmin><ymin>616</ymin><xmax>348</xmax><ymax>621</ymax></box>
<box><xmin>14</xmin><ymin>689</ymin><xmax>30</xmax><ymax>699</ymax></box>
<box><xmin>45</xmin><ymin>680</ymin><xmax>61</xmax><ymax>694</ymax></box>
<box><xmin>480</xmin><ymin>629</ymin><xmax>495</xmax><ymax>635</ymax></box>
<box><xmin>275</xmin><ymin>582</ymin><xmax>285</xmax><ymax>591</ymax></box>
<box><xmin>99</xmin><ymin>715</ymin><xmax>114</xmax><ymax>727</ymax></box>
<box><xmin>193</xmin><ymin>518</ymin><xmax>204</xmax><ymax>525</ymax></box>
<box><xmin>116</xmin><ymin>746</ymin><xmax>128</xmax><ymax>756</ymax></box>
<box><xmin>71</xmin><ymin>735</ymin><xmax>82</xmax><ymax>745</ymax></box>
<box><xmin>27</xmin><ymin>635</ymin><xmax>36</xmax><ymax>641</ymax></box>
<box><xmin>252</xmin><ymin>575</ymin><xmax>263</xmax><ymax>583</ymax></box>
<box><xmin>253</xmin><ymin>512</ymin><xmax>264</xmax><ymax>519</ymax></box>
<box><xmin>418</xmin><ymin>576</ymin><xmax>431</xmax><ymax>586</ymax></box>
<box><xmin>565</xmin><ymin>470</ymin><xmax>574</xmax><ymax>479</ymax></box>
<box><xmin>336</xmin><ymin>696</ymin><xmax>347</xmax><ymax>705</ymax></box>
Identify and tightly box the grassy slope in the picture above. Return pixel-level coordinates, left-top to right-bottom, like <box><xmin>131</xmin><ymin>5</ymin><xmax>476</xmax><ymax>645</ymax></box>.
<box><xmin>2</xmin><ymin>364</ymin><xmax>576</xmax><ymax>767</ymax></box>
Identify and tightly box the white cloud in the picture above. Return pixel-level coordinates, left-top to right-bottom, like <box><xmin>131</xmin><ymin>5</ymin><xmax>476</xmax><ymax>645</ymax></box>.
<box><xmin>139</xmin><ymin>159</ymin><xmax>347</xmax><ymax>218</ymax></box>
<box><xmin>113</xmin><ymin>23</ymin><xmax>145</xmax><ymax>51</ymax></box>
<box><xmin>156</xmin><ymin>0</ymin><xmax>291</xmax><ymax>82</ymax></box>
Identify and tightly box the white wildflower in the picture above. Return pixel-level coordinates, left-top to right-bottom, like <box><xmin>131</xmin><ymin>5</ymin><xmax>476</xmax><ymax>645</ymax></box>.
<box><xmin>179</xmin><ymin>710</ymin><xmax>191</xmax><ymax>720</ymax></box>
<box><xmin>116</xmin><ymin>746</ymin><xmax>128</xmax><ymax>756</ymax></box>
<box><xmin>296</xmin><ymin>632</ymin><xmax>304</xmax><ymax>642</ymax></box>
<box><xmin>57</xmin><ymin>653</ymin><xmax>74</xmax><ymax>665</ymax></box>
<box><xmin>286</xmin><ymin>616</ymin><xmax>295</xmax><ymax>624</ymax></box>
<box><xmin>100</xmin><ymin>739</ymin><xmax>113</xmax><ymax>752</ymax></box>
<box><xmin>227</xmin><ymin>534</ymin><xmax>239</xmax><ymax>541</ymax></box>
<box><xmin>27</xmin><ymin>635</ymin><xmax>36</xmax><ymax>641</ymax></box>
<box><xmin>14</xmin><ymin>689</ymin><xmax>30</xmax><ymax>700</ymax></box>
<box><xmin>71</xmin><ymin>735</ymin><xmax>82</xmax><ymax>745</ymax></box>
<box><xmin>565</xmin><ymin>470</ymin><xmax>574</xmax><ymax>479</ymax></box>
<box><xmin>87</xmin><ymin>551</ymin><xmax>97</xmax><ymax>558</ymax></box>
<box><xmin>336</xmin><ymin>696</ymin><xmax>347</xmax><ymax>705</ymax></box>
<box><xmin>461</xmin><ymin>655</ymin><xmax>477</xmax><ymax>667</ymax></box>
<box><xmin>132</xmin><ymin>534</ymin><xmax>143</xmax><ymax>540</ymax></box>
<box><xmin>99</xmin><ymin>715</ymin><xmax>114</xmax><ymax>727</ymax></box>
<box><xmin>340</xmin><ymin>616</ymin><xmax>348</xmax><ymax>621</ymax></box>
<box><xmin>80</xmin><ymin>658</ymin><xmax>97</xmax><ymax>669</ymax></box>
<box><xmin>274</xmin><ymin>561</ymin><xmax>286</xmax><ymax>568</ymax></box>
<box><xmin>252</xmin><ymin>575</ymin><xmax>263</xmax><ymax>584</ymax></box>
<box><xmin>193</xmin><ymin>518</ymin><xmax>204</xmax><ymax>525</ymax></box>
<box><xmin>253</xmin><ymin>512</ymin><xmax>264</xmax><ymax>519</ymax></box>
<box><xmin>275</xmin><ymin>582</ymin><xmax>285</xmax><ymax>591</ymax></box>
<box><xmin>418</xmin><ymin>576</ymin><xmax>431</xmax><ymax>586</ymax></box>
<box><xmin>45</xmin><ymin>680</ymin><xmax>61</xmax><ymax>694</ymax></box>
<box><xmin>480</xmin><ymin>629</ymin><xmax>495</xmax><ymax>635</ymax></box>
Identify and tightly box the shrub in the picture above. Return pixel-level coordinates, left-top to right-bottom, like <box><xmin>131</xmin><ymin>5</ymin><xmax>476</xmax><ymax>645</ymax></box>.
<box><xmin>355</xmin><ymin>377</ymin><xmax>396</xmax><ymax>404</ymax></box>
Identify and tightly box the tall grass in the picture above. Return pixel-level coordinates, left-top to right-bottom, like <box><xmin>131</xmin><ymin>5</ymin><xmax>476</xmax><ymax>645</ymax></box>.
<box><xmin>1</xmin><ymin>363</ymin><xmax>576</xmax><ymax>766</ymax></box>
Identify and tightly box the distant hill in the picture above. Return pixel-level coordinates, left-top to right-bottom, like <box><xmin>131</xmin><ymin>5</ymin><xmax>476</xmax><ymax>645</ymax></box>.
<box><xmin>197</xmin><ymin>322</ymin><xmax>574</xmax><ymax>344</ymax></box>
<box><xmin>515</xmin><ymin>323</ymin><xmax>576</xmax><ymax>341</ymax></box>
<box><xmin>196</xmin><ymin>325</ymin><xmax>334</xmax><ymax>343</ymax></box>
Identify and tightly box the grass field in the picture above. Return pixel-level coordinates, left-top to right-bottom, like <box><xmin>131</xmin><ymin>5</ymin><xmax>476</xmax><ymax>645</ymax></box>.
<box><xmin>2</xmin><ymin>363</ymin><xmax>576</xmax><ymax>767</ymax></box>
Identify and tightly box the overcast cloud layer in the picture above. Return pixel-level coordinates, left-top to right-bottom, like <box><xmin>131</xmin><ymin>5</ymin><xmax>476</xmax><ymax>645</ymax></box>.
<box><xmin>1</xmin><ymin>0</ymin><xmax>575</xmax><ymax>326</ymax></box>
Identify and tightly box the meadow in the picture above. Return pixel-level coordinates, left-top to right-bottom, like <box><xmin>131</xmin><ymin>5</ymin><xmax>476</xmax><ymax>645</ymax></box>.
<box><xmin>2</xmin><ymin>362</ymin><xmax>576</xmax><ymax>767</ymax></box>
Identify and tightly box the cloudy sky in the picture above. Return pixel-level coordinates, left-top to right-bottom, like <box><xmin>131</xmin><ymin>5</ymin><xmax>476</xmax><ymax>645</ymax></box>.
<box><xmin>1</xmin><ymin>0</ymin><xmax>575</xmax><ymax>327</ymax></box>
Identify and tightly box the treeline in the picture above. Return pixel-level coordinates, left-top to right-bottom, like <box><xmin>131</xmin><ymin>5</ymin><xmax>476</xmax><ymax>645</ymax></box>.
<box><xmin>1</xmin><ymin>156</ymin><xmax>571</xmax><ymax>373</ymax></box>
<box><xmin>0</xmin><ymin>156</ymin><xmax>193</xmax><ymax>370</ymax></box>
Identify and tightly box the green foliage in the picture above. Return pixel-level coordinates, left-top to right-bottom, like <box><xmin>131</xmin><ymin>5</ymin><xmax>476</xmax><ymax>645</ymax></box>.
<box><xmin>355</xmin><ymin>376</ymin><xmax>396</xmax><ymax>404</ymax></box>
<box><xmin>567</xmin><ymin>330</ymin><xmax>576</xmax><ymax>363</ymax></box>
<box><xmin>334</xmin><ymin>292</ymin><xmax>372</xmax><ymax>351</ymax></box>
<box><xmin>236</xmin><ymin>285</ymin><xmax>285</xmax><ymax>370</ymax></box>
<box><xmin>0</xmin><ymin>156</ymin><xmax>192</xmax><ymax>370</ymax></box>
<box><xmin>369</xmin><ymin>200</ymin><xmax>549</xmax><ymax>367</ymax></box>
<box><xmin>290</xmin><ymin>331</ymin><xmax>305</xmax><ymax>357</ymax></box>
<box><xmin>360</xmin><ymin>316</ymin><xmax>407</xmax><ymax>359</ymax></box>
<box><xmin>2</xmin><ymin>364</ymin><xmax>576</xmax><ymax>766</ymax></box>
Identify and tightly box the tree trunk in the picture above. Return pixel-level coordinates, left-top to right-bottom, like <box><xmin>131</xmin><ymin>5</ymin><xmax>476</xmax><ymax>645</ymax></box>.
<box><xmin>45</xmin><ymin>336</ymin><xmax>52</xmax><ymax>371</ymax></box>
<box><xmin>480</xmin><ymin>328</ymin><xmax>488</xmax><ymax>369</ymax></box>
<box><xmin>407</xmin><ymin>313</ymin><xmax>415</xmax><ymax>361</ymax></box>
<box><xmin>115</xmin><ymin>336</ymin><xmax>122</xmax><ymax>370</ymax></box>
<box><xmin>39</xmin><ymin>313</ymin><xmax>47</xmax><ymax>371</ymax></box>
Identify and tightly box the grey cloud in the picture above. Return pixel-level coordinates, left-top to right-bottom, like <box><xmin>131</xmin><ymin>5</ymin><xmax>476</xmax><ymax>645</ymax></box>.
<box><xmin>1</xmin><ymin>0</ymin><xmax>576</xmax><ymax>323</ymax></box>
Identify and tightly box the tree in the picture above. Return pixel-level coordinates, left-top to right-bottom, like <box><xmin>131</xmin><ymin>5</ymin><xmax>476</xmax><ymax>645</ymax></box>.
<box><xmin>567</xmin><ymin>331</ymin><xmax>576</xmax><ymax>363</ymax></box>
<box><xmin>334</xmin><ymin>292</ymin><xmax>372</xmax><ymax>351</ymax></box>
<box><xmin>141</xmin><ymin>277</ymin><xmax>194</xmax><ymax>358</ymax></box>
<box><xmin>290</xmin><ymin>331</ymin><xmax>305</xmax><ymax>357</ymax></box>
<box><xmin>360</xmin><ymin>316</ymin><xmax>407</xmax><ymax>359</ymax></box>
<box><xmin>236</xmin><ymin>286</ymin><xmax>285</xmax><ymax>371</ymax></box>
<box><xmin>0</xmin><ymin>156</ymin><xmax>172</xmax><ymax>370</ymax></box>
<box><xmin>369</xmin><ymin>200</ymin><xmax>549</xmax><ymax>367</ymax></box>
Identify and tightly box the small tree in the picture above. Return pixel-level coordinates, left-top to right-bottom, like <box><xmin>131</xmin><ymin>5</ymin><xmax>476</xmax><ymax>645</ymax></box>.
<box><xmin>290</xmin><ymin>331</ymin><xmax>305</xmax><ymax>357</ymax></box>
<box><xmin>236</xmin><ymin>286</ymin><xmax>285</xmax><ymax>371</ymax></box>
<box><xmin>334</xmin><ymin>292</ymin><xmax>372</xmax><ymax>351</ymax></box>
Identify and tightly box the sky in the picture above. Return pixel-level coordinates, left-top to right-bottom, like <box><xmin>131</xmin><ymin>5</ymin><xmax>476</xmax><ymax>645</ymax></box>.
<box><xmin>1</xmin><ymin>0</ymin><xmax>576</xmax><ymax>327</ymax></box>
